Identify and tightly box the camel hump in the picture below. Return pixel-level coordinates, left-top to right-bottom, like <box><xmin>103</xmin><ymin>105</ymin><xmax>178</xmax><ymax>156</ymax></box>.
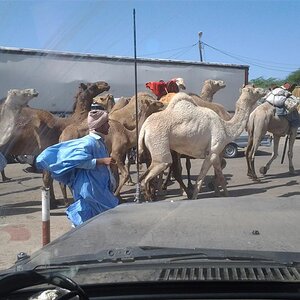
<box><xmin>166</xmin><ymin>92</ymin><xmax>196</xmax><ymax>110</ymax></box>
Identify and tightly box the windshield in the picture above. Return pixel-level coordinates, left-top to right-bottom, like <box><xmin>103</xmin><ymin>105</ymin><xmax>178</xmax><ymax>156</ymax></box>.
<box><xmin>0</xmin><ymin>0</ymin><xmax>300</xmax><ymax>292</ymax></box>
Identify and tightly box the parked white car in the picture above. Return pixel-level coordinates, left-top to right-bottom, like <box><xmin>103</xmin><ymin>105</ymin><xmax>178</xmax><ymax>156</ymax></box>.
<box><xmin>223</xmin><ymin>131</ymin><xmax>272</xmax><ymax>158</ymax></box>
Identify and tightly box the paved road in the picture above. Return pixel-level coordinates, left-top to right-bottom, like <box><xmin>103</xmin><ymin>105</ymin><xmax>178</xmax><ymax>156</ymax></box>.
<box><xmin>0</xmin><ymin>139</ymin><xmax>299</xmax><ymax>270</ymax></box>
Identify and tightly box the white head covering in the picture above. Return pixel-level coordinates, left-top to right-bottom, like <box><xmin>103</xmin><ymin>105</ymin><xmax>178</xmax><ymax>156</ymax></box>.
<box><xmin>173</xmin><ymin>77</ymin><xmax>186</xmax><ymax>90</ymax></box>
<box><xmin>87</xmin><ymin>110</ymin><xmax>109</xmax><ymax>131</ymax></box>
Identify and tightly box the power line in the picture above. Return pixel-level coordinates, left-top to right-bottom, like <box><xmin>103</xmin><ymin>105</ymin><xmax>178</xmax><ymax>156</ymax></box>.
<box><xmin>202</xmin><ymin>41</ymin><xmax>298</xmax><ymax>73</ymax></box>
<box><xmin>140</xmin><ymin>43</ymin><xmax>197</xmax><ymax>57</ymax></box>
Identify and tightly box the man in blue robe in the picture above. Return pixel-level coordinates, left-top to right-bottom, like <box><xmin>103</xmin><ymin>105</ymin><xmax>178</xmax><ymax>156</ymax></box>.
<box><xmin>36</xmin><ymin>110</ymin><xmax>119</xmax><ymax>227</ymax></box>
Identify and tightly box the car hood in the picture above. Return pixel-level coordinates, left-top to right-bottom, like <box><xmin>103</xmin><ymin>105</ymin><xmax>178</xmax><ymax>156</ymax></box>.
<box><xmin>10</xmin><ymin>195</ymin><xmax>300</xmax><ymax>269</ymax></box>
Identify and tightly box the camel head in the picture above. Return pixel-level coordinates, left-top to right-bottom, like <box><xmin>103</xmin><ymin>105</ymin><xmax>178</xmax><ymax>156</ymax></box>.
<box><xmin>6</xmin><ymin>88</ymin><xmax>39</xmax><ymax>108</ymax></box>
<box><xmin>239</xmin><ymin>85</ymin><xmax>267</xmax><ymax>107</ymax></box>
<box><xmin>90</xmin><ymin>81</ymin><xmax>110</xmax><ymax>95</ymax></box>
<box><xmin>204</xmin><ymin>79</ymin><xmax>226</xmax><ymax>92</ymax></box>
<box><xmin>92</xmin><ymin>93</ymin><xmax>115</xmax><ymax>113</ymax></box>
<box><xmin>93</xmin><ymin>93</ymin><xmax>115</xmax><ymax>106</ymax></box>
<box><xmin>79</xmin><ymin>81</ymin><xmax>110</xmax><ymax>97</ymax></box>
<box><xmin>138</xmin><ymin>99</ymin><xmax>164</xmax><ymax>126</ymax></box>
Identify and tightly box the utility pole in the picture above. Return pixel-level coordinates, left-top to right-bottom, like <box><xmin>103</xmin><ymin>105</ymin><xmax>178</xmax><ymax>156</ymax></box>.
<box><xmin>198</xmin><ymin>31</ymin><xmax>203</xmax><ymax>62</ymax></box>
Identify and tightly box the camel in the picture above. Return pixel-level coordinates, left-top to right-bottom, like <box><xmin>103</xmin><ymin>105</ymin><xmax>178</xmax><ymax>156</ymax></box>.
<box><xmin>245</xmin><ymin>101</ymin><xmax>299</xmax><ymax>181</ymax></box>
<box><xmin>0</xmin><ymin>88</ymin><xmax>39</xmax><ymax>182</ymax></box>
<box><xmin>138</xmin><ymin>86</ymin><xmax>266</xmax><ymax>201</ymax></box>
<box><xmin>158</xmin><ymin>79</ymin><xmax>230</xmax><ymax>193</ymax></box>
<box><xmin>109</xmin><ymin>97</ymin><xmax>131</xmax><ymax>115</ymax></box>
<box><xmin>58</xmin><ymin>94</ymin><xmax>164</xmax><ymax>204</ymax></box>
<box><xmin>1</xmin><ymin>81</ymin><xmax>110</xmax><ymax>208</ymax></box>
<box><xmin>199</xmin><ymin>79</ymin><xmax>226</xmax><ymax>102</ymax></box>
<box><xmin>159</xmin><ymin>79</ymin><xmax>226</xmax><ymax>106</ymax></box>
<box><xmin>93</xmin><ymin>93</ymin><xmax>115</xmax><ymax>112</ymax></box>
<box><xmin>108</xmin><ymin>92</ymin><xmax>157</xmax><ymax>130</ymax></box>
<box><xmin>0</xmin><ymin>88</ymin><xmax>39</xmax><ymax>147</ymax></box>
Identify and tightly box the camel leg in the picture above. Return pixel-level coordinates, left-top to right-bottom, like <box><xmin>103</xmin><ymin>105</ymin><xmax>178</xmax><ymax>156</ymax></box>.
<box><xmin>212</xmin><ymin>158</ymin><xmax>228</xmax><ymax>197</ymax></box>
<box><xmin>143</xmin><ymin>162</ymin><xmax>171</xmax><ymax>201</ymax></box>
<box><xmin>125</xmin><ymin>149</ymin><xmax>135</xmax><ymax>185</ymax></box>
<box><xmin>259</xmin><ymin>135</ymin><xmax>280</xmax><ymax>176</ymax></box>
<box><xmin>287</xmin><ymin>128</ymin><xmax>297</xmax><ymax>175</ymax></box>
<box><xmin>156</xmin><ymin>172</ymin><xmax>166</xmax><ymax>196</ymax></box>
<box><xmin>114</xmin><ymin>160</ymin><xmax>130</xmax><ymax>196</ymax></box>
<box><xmin>1</xmin><ymin>170</ymin><xmax>11</xmax><ymax>182</ymax></box>
<box><xmin>186</xmin><ymin>157</ymin><xmax>193</xmax><ymax>190</ymax></box>
<box><xmin>172</xmin><ymin>154</ymin><xmax>191</xmax><ymax>198</ymax></box>
<box><xmin>192</xmin><ymin>155</ymin><xmax>214</xmax><ymax>199</ymax></box>
<box><xmin>125</xmin><ymin>160</ymin><xmax>134</xmax><ymax>185</ymax></box>
<box><xmin>58</xmin><ymin>182</ymin><xmax>72</xmax><ymax>206</ymax></box>
<box><xmin>247</xmin><ymin>134</ymin><xmax>267</xmax><ymax>181</ymax></box>
<box><xmin>162</xmin><ymin>167</ymin><xmax>172</xmax><ymax>190</ymax></box>
<box><xmin>245</xmin><ymin>138</ymin><xmax>254</xmax><ymax>177</ymax></box>
<box><xmin>42</xmin><ymin>171</ymin><xmax>58</xmax><ymax>209</ymax></box>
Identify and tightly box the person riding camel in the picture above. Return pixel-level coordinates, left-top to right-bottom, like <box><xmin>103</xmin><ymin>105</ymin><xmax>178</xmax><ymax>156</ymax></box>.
<box><xmin>145</xmin><ymin>77</ymin><xmax>186</xmax><ymax>99</ymax></box>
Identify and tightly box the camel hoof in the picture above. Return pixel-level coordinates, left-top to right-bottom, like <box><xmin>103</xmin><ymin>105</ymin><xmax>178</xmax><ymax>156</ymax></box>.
<box><xmin>252</xmin><ymin>177</ymin><xmax>261</xmax><ymax>183</ymax></box>
<box><xmin>2</xmin><ymin>177</ymin><xmax>11</xmax><ymax>182</ymax></box>
<box><xmin>289</xmin><ymin>168</ymin><xmax>295</xmax><ymax>175</ymax></box>
<box><xmin>259</xmin><ymin>166</ymin><xmax>267</xmax><ymax>175</ymax></box>
<box><xmin>187</xmin><ymin>193</ymin><xmax>193</xmax><ymax>199</ymax></box>
<box><xmin>191</xmin><ymin>192</ymin><xmax>198</xmax><ymax>200</ymax></box>
<box><xmin>125</xmin><ymin>181</ymin><xmax>135</xmax><ymax>186</ymax></box>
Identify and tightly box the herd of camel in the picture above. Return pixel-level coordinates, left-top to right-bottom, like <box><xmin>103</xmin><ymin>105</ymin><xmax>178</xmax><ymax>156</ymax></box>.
<box><xmin>0</xmin><ymin>79</ymin><xmax>299</xmax><ymax>208</ymax></box>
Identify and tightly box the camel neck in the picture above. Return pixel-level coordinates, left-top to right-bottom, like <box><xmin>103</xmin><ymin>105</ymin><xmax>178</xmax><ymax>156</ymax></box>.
<box><xmin>200</xmin><ymin>90</ymin><xmax>213</xmax><ymax>102</ymax></box>
<box><xmin>225</xmin><ymin>103</ymin><xmax>252</xmax><ymax>140</ymax></box>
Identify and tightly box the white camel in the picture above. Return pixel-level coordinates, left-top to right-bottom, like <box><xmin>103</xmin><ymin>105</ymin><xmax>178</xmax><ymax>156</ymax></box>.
<box><xmin>138</xmin><ymin>86</ymin><xmax>266</xmax><ymax>201</ymax></box>
<box><xmin>245</xmin><ymin>99</ymin><xmax>300</xmax><ymax>181</ymax></box>
<box><xmin>0</xmin><ymin>88</ymin><xmax>39</xmax><ymax>147</ymax></box>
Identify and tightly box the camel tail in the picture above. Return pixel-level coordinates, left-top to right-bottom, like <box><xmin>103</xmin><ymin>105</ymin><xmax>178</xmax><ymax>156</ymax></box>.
<box><xmin>166</xmin><ymin>92</ymin><xmax>197</xmax><ymax>110</ymax></box>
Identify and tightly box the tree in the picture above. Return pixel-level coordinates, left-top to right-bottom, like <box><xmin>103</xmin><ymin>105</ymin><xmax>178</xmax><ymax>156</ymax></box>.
<box><xmin>250</xmin><ymin>77</ymin><xmax>283</xmax><ymax>89</ymax></box>
<box><xmin>250</xmin><ymin>69</ymin><xmax>300</xmax><ymax>89</ymax></box>
<box><xmin>285</xmin><ymin>69</ymin><xmax>300</xmax><ymax>85</ymax></box>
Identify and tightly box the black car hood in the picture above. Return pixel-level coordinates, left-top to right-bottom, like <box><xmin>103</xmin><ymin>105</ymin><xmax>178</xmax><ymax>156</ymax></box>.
<box><xmin>10</xmin><ymin>195</ymin><xmax>300</xmax><ymax>269</ymax></box>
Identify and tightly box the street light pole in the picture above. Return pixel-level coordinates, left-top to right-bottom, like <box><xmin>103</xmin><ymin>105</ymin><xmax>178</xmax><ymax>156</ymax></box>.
<box><xmin>198</xmin><ymin>31</ymin><xmax>203</xmax><ymax>62</ymax></box>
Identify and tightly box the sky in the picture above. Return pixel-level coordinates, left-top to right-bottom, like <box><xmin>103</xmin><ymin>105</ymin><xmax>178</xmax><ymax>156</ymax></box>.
<box><xmin>0</xmin><ymin>0</ymin><xmax>299</xmax><ymax>80</ymax></box>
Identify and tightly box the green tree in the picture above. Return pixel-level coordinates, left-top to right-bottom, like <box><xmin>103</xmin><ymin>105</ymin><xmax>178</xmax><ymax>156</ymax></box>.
<box><xmin>250</xmin><ymin>77</ymin><xmax>283</xmax><ymax>89</ymax></box>
<box><xmin>285</xmin><ymin>69</ymin><xmax>300</xmax><ymax>85</ymax></box>
<box><xmin>250</xmin><ymin>69</ymin><xmax>300</xmax><ymax>88</ymax></box>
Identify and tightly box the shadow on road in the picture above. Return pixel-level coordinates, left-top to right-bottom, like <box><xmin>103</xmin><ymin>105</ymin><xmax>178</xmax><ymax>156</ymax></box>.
<box><xmin>0</xmin><ymin>186</ymin><xmax>41</xmax><ymax>197</ymax></box>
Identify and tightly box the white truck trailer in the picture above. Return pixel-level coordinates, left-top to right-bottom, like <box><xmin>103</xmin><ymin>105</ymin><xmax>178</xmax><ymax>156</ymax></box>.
<box><xmin>0</xmin><ymin>46</ymin><xmax>249</xmax><ymax>113</ymax></box>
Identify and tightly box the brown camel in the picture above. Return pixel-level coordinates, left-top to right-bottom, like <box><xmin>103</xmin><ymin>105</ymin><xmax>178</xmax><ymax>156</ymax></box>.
<box><xmin>93</xmin><ymin>93</ymin><xmax>115</xmax><ymax>112</ymax></box>
<box><xmin>108</xmin><ymin>92</ymin><xmax>157</xmax><ymax>129</ymax></box>
<box><xmin>109</xmin><ymin>97</ymin><xmax>131</xmax><ymax>115</ymax></box>
<box><xmin>245</xmin><ymin>101</ymin><xmax>299</xmax><ymax>181</ymax></box>
<box><xmin>58</xmin><ymin>94</ymin><xmax>164</xmax><ymax>204</ymax></box>
<box><xmin>1</xmin><ymin>81</ymin><xmax>110</xmax><ymax>208</ymax></box>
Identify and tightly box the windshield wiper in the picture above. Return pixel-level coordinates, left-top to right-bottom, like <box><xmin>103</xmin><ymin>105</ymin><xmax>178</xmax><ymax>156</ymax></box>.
<box><xmin>32</xmin><ymin>246</ymin><xmax>300</xmax><ymax>270</ymax></box>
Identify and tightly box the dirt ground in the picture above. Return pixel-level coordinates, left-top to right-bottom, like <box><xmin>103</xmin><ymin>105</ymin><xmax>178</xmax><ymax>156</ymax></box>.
<box><xmin>1</xmin><ymin>139</ymin><xmax>300</xmax><ymax>270</ymax></box>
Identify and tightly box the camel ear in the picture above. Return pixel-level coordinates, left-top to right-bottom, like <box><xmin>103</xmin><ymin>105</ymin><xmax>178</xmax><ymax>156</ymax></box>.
<box><xmin>143</xmin><ymin>99</ymin><xmax>151</xmax><ymax>106</ymax></box>
<box><xmin>80</xmin><ymin>83</ymin><xmax>88</xmax><ymax>90</ymax></box>
<box><xmin>155</xmin><ymin>101</ymin><xmax>164</xmax><ymax>108</ymax></box>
